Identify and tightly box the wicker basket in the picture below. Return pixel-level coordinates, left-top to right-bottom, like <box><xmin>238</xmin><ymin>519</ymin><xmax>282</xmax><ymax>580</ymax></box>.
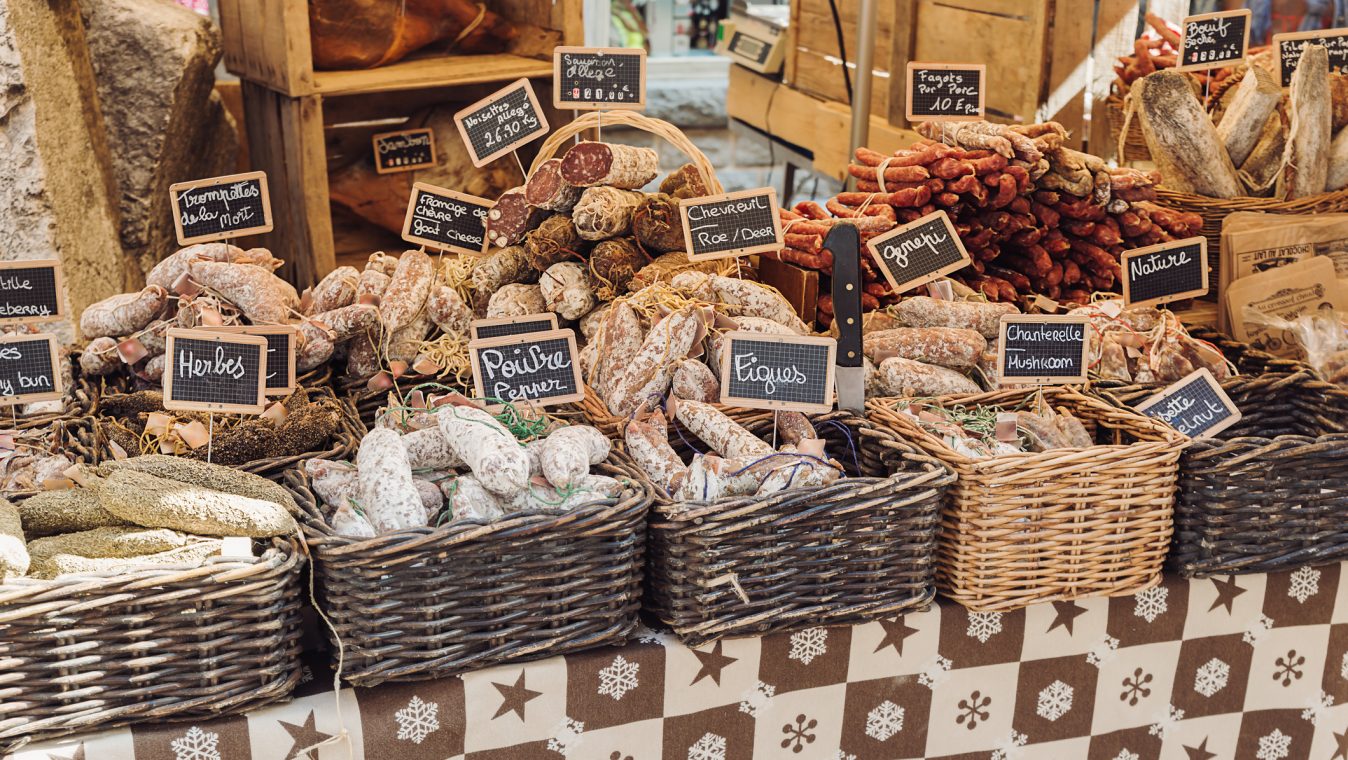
<box><xmin>640</xmin><ymin>409</ymin><xmax>954</xmax><ymax>645</ymax></box>
<box><xmin>1098</xmin><ymin>333</ymin><xmax>1348</xmax><ymax>577</ymax></box>
<box><xmin>0</xmin><ymin>536</ymin><xmax>305</xmax><ymax>752</ymax></box>
<box><xmin>528</xmin><ymin>110</ymin><xmax>723</xmax><ymax>193</ymax></box>
<box><xmin>3</xmin><ymin>417</ymin><xmax>100</xmax><ymax>501</ymax></box>
<box><xmin>869</xmin><ymin>387</ymin><xmax>1185</xmax><ymax>612</ymax></box>
<box><xmin>285</xmin><ymin>454</ymin><xmax>652</xmax><ymax>686</ymax></box>
<box><xmin>1106</xmin><ymin>92</ymin><xmax>1151</xmax><ymax>163</ymax></box>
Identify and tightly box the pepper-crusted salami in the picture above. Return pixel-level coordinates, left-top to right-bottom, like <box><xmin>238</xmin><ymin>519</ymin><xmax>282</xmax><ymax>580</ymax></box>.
<box><xmin>525</xmin><ymin>215</ymin><xmax>586</xmax><ymax>272</ymax></box>
<box><xmin>486</xmin><ymin>283</ymin><xmax>546</xmax><ymax>319</ymax></box>
<box><xmin>525</xmin><ymin>158</ymin><xmax>582</xmax><ymax>212</ymax></box>
<box><xmin>633</xmin><ymin>193</ymin><xmax>687</xmax><ymax>253</ymax></box>
<box><xmin>379</xmin><ymin>250</ymin><xmax>435</xmax><ymax>334</ymax></box>
<box><xmin>356</xmin><ymin>427</ymin><xmax>426</xmax><ymax>533</ymax></box>
<box><xmin>80</xmin><ymin>286</ymin><xmax>169</xmax><ymax>339</ymax></box>
<box><xmin>590</xmin><ymin>237</ymin><xmax>648</xmax><ymax>295</ymax></box>
<box><xmin>573</xmin><ymin>186</ymin><xmax>645</xmax><ymax>241</ymax></box>
<box><xmin>485</xmin><ymin>187</ymin><xmax>547</xmax><ymax>248</ymax></box>
<box><xmin>561</xmin><ymin>141</ymin><xmax>659</xmax><ymax>189</ymax></box>
<box><xmin>863</xmin><ymin>327</ymin><xmax>987</xmax><ymax>370</ymax></box>
<box><xmin>438</xmin><ymin>404</ymin><xmax>530</xmax><ymax>497</ymax></box>
<box><xmin>540</xmin><ymin>262</ymin><xmax>599</xmax><ymax>320</ymax></box>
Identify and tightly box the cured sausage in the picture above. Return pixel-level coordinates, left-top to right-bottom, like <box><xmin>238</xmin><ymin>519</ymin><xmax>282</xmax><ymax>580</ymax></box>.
<box><xmin>560</xmin><ymin>141</ymin><xmax>659</xmax><ymax>189</ymax></box>
<box><xmin>485</xmin><ymin>187</ymin><xmax>546</xmax><ymax>248</ymax></box>
<box><xmin>524</xmin><ymin>158</ymin><xmax>582</xmax><ymax>212</ymax></box>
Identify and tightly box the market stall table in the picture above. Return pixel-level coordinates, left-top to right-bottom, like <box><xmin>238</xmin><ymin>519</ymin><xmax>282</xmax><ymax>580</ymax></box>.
<box><xmin>11</xmin><ymin>563</ymin><xmax>1348</xmax><ymax>759</ymax></box>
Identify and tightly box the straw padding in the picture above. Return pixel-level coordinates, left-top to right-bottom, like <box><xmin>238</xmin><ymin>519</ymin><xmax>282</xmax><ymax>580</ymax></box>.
<box><xmin>528</xmin><ymin>111</ymin><xmax>723</xmax><ymax>195</ymax></box>
<box><xmin>639</xmin><ymin>409</ymin><xmax>954</xmax><ymax>645</ymax></box>
<box><xmin>868</xmin><ymin>387</ymin><xmax>1184</xmax><ymax>612</ymax></box>
<box><xmin>0</xmin><ymin>537</ymin><xmax>304</xmax><ymax>752</ymax></box>
<box><xmin>286</xmin><ymin>453</ymin><xmax>651</xmax><ymax>686</ymax></box>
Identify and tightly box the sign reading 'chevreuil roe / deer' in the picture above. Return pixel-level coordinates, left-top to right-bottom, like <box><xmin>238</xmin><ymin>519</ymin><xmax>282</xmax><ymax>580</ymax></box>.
<box><xmin>169</xmin><ymin>171</ymin><xmax>273</xmax><ymax>245</ymax></box>
<box><xmin>680</xmin><ymin>188</ymin><xmax>784</xmax><ymax>261</ymax></box>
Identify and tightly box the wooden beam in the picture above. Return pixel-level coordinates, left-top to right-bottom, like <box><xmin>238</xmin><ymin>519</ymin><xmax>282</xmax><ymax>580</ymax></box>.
<box><xmin>1087</xmin><ymin>0</ymin><xmax>1142</xmax><ymax>157</ymax></box>
<box><xmin>885</xmin><ymin>0</ymin><xmax>919</xmax><ymax>127</ymax></box>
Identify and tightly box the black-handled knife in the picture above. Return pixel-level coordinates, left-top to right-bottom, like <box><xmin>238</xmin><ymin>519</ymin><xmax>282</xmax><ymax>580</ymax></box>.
<box><xmin>826</xmin><ymin>224</ymin><xmax>864</xmax><ymax>413</ymax></box>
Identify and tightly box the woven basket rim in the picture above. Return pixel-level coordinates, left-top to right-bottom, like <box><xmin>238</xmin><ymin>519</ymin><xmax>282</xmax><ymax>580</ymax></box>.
<box><xmin>527</xmin><ymin>111</ymin><xmax>723</xmax><ymax>195</ymax></box>
<box><xmin>1154</xmin><ymin>185</ymin><xmax>1348</xmax><ymax>211</ymax></box>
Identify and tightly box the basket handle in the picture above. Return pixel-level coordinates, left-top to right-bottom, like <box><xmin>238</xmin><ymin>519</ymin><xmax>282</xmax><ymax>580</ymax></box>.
<box><xmin>528</xmin><ymin>111</ymin><xmax>724</xmax><ymax>195</ymax></box>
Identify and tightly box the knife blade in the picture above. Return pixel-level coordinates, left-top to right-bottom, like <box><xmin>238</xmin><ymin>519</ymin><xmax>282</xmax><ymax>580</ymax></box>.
<box><xmin>826</xmin><ymin>224</ymin><xmax>865</xmax><ymax>413</ymax></box>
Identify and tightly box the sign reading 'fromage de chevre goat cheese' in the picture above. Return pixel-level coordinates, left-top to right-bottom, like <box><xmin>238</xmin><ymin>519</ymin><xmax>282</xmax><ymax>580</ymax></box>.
<box><xmin>401</xmin><ymin>182</ymin><xmax>494</xmax><ymax>255</ymax></box>
<box><xmin>469</xmin><ymin>328</ymin><xmax>584</xmax><ymax>410</ymax></box>
<box><xmin>0</xmin><ymin>260</ymin><xmax>63</xmax><ymax>325</ymax></box>
<box><xmin>680</xmin><ymin>188</ymin><xmax>784</xmax><ymax>261</ymax></box>
<box><xmin>0</xmin><ymin>333</ymin><xmax>61</xmax><ymax>405</ymax></box>
<box><xmin>372</xmin><ymin>127</ymin><xmax>437</xmax><ymax>174</ymax></box>
<box><xmin>996</xmin><ymin>315</ymin><xmax>1090</xmax><ymax>385</ymax></box>
<box><xmin>1121</xmin><ymin>236</ymin><xmax>1209</xmax><ymax>307</ymax></box>
<box><xmin>163</xmin><ymin>328</ymin><xmax>268</xmax><ymax>415</ymax></box>
<box><xmin>866</xmin><ymin>210</ymin><xmax>972</xmax><ymax>294</ymax></box>
<box><xmin>170</xmin><ymin>171</ymin><xmax>273</xmax><ymax>245</ymax></box>
<box><xmin>719</xmin><ymin>332</ymin><xmax>837</xmax><ymax>413</ymax></box>
<box><xmin>454</xmin><ymin>78</ymin><xmax>550</xmax><ymax>167</ymax></box>
<box><xmin>1135</xmin><ymin>367</ymin><xmax>1242</xmax><ymax>439</ymax></box>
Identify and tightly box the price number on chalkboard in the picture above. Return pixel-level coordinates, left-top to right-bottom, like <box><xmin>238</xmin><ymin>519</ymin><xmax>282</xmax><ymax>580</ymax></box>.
<box><xmin>163</xmin><ymin>328</ymin><xmax>268</xmax><ymax>415</ymax></box>
<box><xmin>0</xmin><ymin>260</ymin><xmax>63</xmax><ymax>325</ymax></box>
<box><xmin>401</xmin><ymin>182</ymin><xmax>493</xmax><ymax>255</ymax></box>
<box><xmin>866</xmin><ymin>210</ymin><xmax>972</xmax><ymax>294</ymax></box>
<box><xmin>169</xmin><ymin>171</ymin><xmax>274</xmax><ymax>245</ymax></box>
<box><xmin>1135</xmin><ymin>367</ymin><xmax>1242</xmax><ymax>439</ymax></box>
<box><xmin>554</xmin><ymin>47</ymin><xmax>646</xmax><ymax>110</ymax></box>
<box><xmin>469</xmin><ymin>328</ymin><xmax>584</xmax><ymax>410</ymax></box>
<box><xmin>680</xmin><ymin>188</ymin><xmax>784</xmax><ymax>261</ymax></box>
<box><xmin>0</xmin><ymin>333</ymin><xmax>61</xmax><ymax>405</ymax></box>
<box><xmin>719</xmin><ymin>332</ymin><xmax>837</xmax><ymax>413</ymax></box>
<box><xmin>996</xmin><ymin>315</ymin><xmax>1090</xmax><ymax>385</ymax></box>
<box><xmin>454</xmin><ymin>79</ymin><xmax>550</xmax><ymax>167</ymax></box>
<box><xmin>470</xmin><ymin>314</ymin><xmax>559</xmax><ymax>342</ymax></box>
<box><xmin>1274</xmin><ymin>28</ymin><xmax>1348</xmax><ymax>86</ymax></box>
<box><xmin>1121</xmin><ymin>236</ymin><xmax>1209</xmax><ymax>308</ymax></box>
<box><xmin>372</xmin><ymin>128</ymin><xmax>437</xmax><ymax>174</ymax></box>
<box><xmin>1179</xmin><ymin>10</ymin><xmax>1251</xmax><ymax>70</ymax></box>
<box><xmin>906</xmin><ymin>63</ymin><xmax>985</xmax><ymax>122</ymax></box>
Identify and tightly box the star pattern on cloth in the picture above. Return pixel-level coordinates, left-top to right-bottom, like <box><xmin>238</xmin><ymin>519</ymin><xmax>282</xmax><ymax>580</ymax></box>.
<box><xmin>1333</xmin><ymin>726</ymin><xmax>1348</xmax><ymax>760</ymax></box>
<box><xmin>1047</xmin><ymin>600</ymin><xmax>1087</xmax><ymax>635</ymax></box>
<box><xmin>691</xmin><ymin>640</ymin><xmax>739</xmax><ymax>686</ymax></box>
<box><xmin>493</xmin><ymin>669</ymin><xmax>543</xmax><ymax>720</ymax></box>
<box><xmin>46</xmin><ymin>743</ymin><xmax>85</xmax><ymax>760</ymax></box>
<box><xmin>1183</xmin><ymin>737</ymin><xmax>1217</xmax><ymax>760</ymax></box>
<box><xmin>280</xmin><ymin>711</ymin><xmax>335</xmax><ymax>760</ymax></box>
<box><xmin>1208</xmin><ymin>575</ymin><xmax>1246</xmax><ymax>614</ymax></box>
<box><xmin>875</xmin><ymin>616</ymin><xmax>920</xmax><ymax>655</ymax></box>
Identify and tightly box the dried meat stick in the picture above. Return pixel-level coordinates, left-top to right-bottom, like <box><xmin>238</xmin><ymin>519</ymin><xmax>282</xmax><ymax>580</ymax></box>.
<box><xmin>794</xmin><ymin>201</ymin><xmax>831</xmax><ymax>220</ymax></box>
<box><xmin>846</xmin><ymin>163</ymin><xmax>932</xmax><ymax>183</ymax></box>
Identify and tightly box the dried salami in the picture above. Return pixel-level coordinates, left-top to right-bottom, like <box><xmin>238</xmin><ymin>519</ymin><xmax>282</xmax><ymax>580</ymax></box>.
<box><xmin>573</xmin><ymin>186</ymin><xmax>645</xmax><ymax>241</ymax></box>
<box><xmin>560</xmin><ymin>141</ymin><xmax>659</xmax><ymax>189</ymax></box>
<box><xmin>525</xmin><ymin>215</ymin><xmax>586</xmax><ymax>272</ymax></box>
<box><xmin>590</xmin><ymin>237</ymin><xmax>648</xmax><ymax>295</ymax></box>
<box><xmin>658</xmin><ymin>164</ymin><xmax>711</xmax><ymax>199</ymax></box>
<box><xmin>485</xmin><ymin>187</ymin><xmax>547</xmax><ymax>248</ymax></box>
<box><xmin>524</xmin><ymin>158</ymin><xmax>582</xmax><ymax>212</ymax></box>
<box><xmin>633</xmin><ymin>193</ymin><xmax>687</xmax><ymax>253</ymax></box>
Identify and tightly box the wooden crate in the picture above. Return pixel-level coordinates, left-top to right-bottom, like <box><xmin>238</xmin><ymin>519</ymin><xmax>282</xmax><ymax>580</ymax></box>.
<box><xmin>218</xmin><ymin>0</ymin><xmax>582</xmax><ymax>97</ymax></box>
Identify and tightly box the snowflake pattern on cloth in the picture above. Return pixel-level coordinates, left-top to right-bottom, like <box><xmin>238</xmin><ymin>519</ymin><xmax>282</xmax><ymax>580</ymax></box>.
<box><xmin>688</xmin><ymin>732</ymin><xmax>727</xmax><ymax>760</ymax></box>
<box><xmin>1036</xmin><ymin>680</ymin><xmax>1074</xmax><ymax>722</ymax></box>
<box><xmin>1133</xmin><ymin>586</ymin><xmax>1168</xmax><ymax>623</ymax></box>
<box><xmin>738</xmin><ymin>681</ymin><xmax>776</xmax><ymax>717</ymax></box>
<box><xmin>1113</xmin><ymin>751</ymin><xmax>1139</xmax><ymax>760</ymax></box>
<box><xmin>918</xmin><ymin>655</ymin><xmax>953</xmax><ymax>689</ymax></box>
<box><xmin>989</xmin><ymin>731</ymin><xmax>1028</xmax><ymax>760</ymax></box>
<box><xmin>1257</xmin><ymin>728</ymin><xmax>1291</xmax><ymax>760</ymax></box>
<box><xmin>547</xmin><ymin>717</ymin><xmax>585</xmax><ymax>756</ymax></box>
<box><xmin>966</xmin><ymin>612</ymin><xmax>1003</xmax><ymax>644</ymax></box>
<box><xmin>598</xmin><ymin>655</ymin><xmax>640</xmax><ymax>701</ymax></box>
<box><xmin>1194</xmin><ymin>658</ymin><xmax>1230</xmax><ymax>698</ymax></box>
<box><xmin>1147</xmin><ymin>704</ymin><xmax>1184</xmax><ymax>739</ymax></box>
<box><xmin>395</xmin><ymin>696</ymin><xmax>441</xmax><ymax>745</ymax></box>
<box><xmin>1243</xmin><ymin>614</ymin><xmax>1274</xmax><ymax>646</ymax></box>
<box><xmin>170</xmin><ymin>727</ymin><xmax>221</xmax><ymax>760</ymax></box>
<box><xmin>865</xmin><ymin>700</ymin><xmax>905</xmax><ymax>741</ymax></box>
<box><xmin>1288</xmin><ymin>566</ymin><xmax>1321</xmax><ymax>604</ymax></box>
<box><xmin>1087</xmin><ymin>635</ymin><xmax>1120</xmax><ymax>668</ymax></box>
<box><xmin>1301</xmin><ymin>691</ymin><xmax>1334</xmax><ymax>726</ymax></box>
<box><xmin>788</xmin><ymin>628</ymin><xmax>828</xmax><ymax>665</ymax></box>
<box><xmin>834</xmin><ymin>752</ymin><xmax>857</xmax><ymax>760</ymax></box>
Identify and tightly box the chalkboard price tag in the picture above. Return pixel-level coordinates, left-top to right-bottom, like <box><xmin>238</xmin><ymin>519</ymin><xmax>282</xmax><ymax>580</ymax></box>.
<box><xmin>905</xmin><ymin>63</ymin><xmax>986</xmax><ymax>122</ymax></box>
<box><xmin>372</xmin><ymin>128</ymin><xmax>437</xmax><ymax>174</ymax></box>
<box><xmin>553</xmin><ymin>46</ymin><xmax>646</xmax><ymax>110</ymax></box>
<box><xmin>469</xmin><ymin>328</ymin><xmax>584</xmax><ymax>410</ymax></box>
<box><xmin>1135</xmin><ymin>367</ymin><xmax>1242</xmax><ymax>439</ymax></box>
<box><xmin>0</xmin><ymin>333</ymin><xmax>62</xmax><ymax>406</ymax></box>
<box><xmin>996</xmin><ymin>314</ymin><xmax>1090</xmax><ymax>385</ymax></box>
<box><xmin>401</xmin><ymin>182</ymin><xmax>494</xmax><ymax>255</ymax></box>
<box><xmin>211</xmin><ymin>325</ymin><xmax>296</xmax><ymax>396</ymax></box>
<box><xmin>169</xmin><ymin>171</ymin><xmax>273</xmax><ymax>245</ymax></box>
<box><xmin>163</xmin><ymin>328</ymin><xmax>268</xmax><ymax>414</ymax></box>
<box><xmin>0</xmin><ymin>260</ymin><xmax>64</xmax><ymax>325</ymax></box>
<box><xmin>865</xmin><ymin>210</ymin><xmax>972</xmax><ymax>294</ymax></box>
<box><xmin>454</xmin><ymin>78</ymin><xmax>550</xmax><ymax>168</ymax></box>
<box><xmin>719</xmin><ymin>331</ymin><xmax>836</xmax><ymax>413</ymax></box>
<box><xmin>470</xmin><ymin>313</ymin><xmax>559</xmax><ymax>342</ymax></box>
<box><xmin>1274</xmin><ymin>28</ymin><xmax>1348</xmax><ymax>87</ymax></box>
<box><xmin>1178</xmin><ymin>9</ymin><xmax>1251</xmax><ymax>71</ymax></box>
<box><xmin>680</xmin><ymin>188</ymin><xmax>784</xmax><ymax>261</ymax></box>
<box><xmin>1120</xmin><ymin>236</ymin><xmax>1209</xmax><ymax>308</ymax></box>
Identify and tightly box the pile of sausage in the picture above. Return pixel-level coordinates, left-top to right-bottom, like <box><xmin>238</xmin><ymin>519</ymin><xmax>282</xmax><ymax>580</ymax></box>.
<box><xmin>1113</xmin><ymin>13</ymin><xmax>1245</xmax><ymax>96</ymax></box>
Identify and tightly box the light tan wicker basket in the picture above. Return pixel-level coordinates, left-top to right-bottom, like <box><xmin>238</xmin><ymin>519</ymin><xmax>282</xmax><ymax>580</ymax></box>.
<box><xmin>527</xmin><ymin>110</ymin><xmax>723</xmax><ymax>195</ymax></box>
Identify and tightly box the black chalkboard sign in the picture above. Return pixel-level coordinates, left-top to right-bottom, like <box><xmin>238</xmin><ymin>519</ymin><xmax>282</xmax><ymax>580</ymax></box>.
<box><xmin>401</xmin><ymin>183</ymin><xmax>494</xmax><ymax>256</ymax></box>
<box><xmin>0</xmin><ymin>334</ymin><xmax>61</xmax><ymax>405</ymax></box>
<box><xmin>1274</xmin><ymin>28</ymin><xmax>1348</xmax><ymax>87</ymax></box>
<box><xmin>1121</xmin><ymin>236</ymin><xmax>1209</xmax><ymax>308</ymax></box>
<box><xmin>213</xmin><ymin>325</ymin><xmax>296</xmax><ymax>395</ymax></box>
<box><xmin>1135</xmin><ymin>367</ymin><xmax>1242</xmax><ymax>439</ymax></box>
<box><xmin>680</xmin><ymin>188</ymin><xmax>784</xmax><ymax>261</ymax></box>
<box><xmin>469</xmin><ymin>329</ymin><xmax>584</xmax><ymax>410</ymax></box>
<box><xmin>728</xmin><ymin>31</ymin><xmax>772</xmax><ymax>66</ymax></box>
<box><xmin>906</xmin><ymin>63</ymin><xmax>986</xmax><ymax>122</ymax></box>
<box><xmin>719</xmin><ymin>332</ymin><xmax>837</xmax><ymax>413</ymax></box>
<box><xmin>0</xmin><ymin>260</ymin><xmax>63</xmax><ymax>325</ymax></box>
<box><xmin>169</xmin><ymin>171</ymin><xmax>273</xmax><ymax>245</ymax></box>
<box><xmin>866</xmin><ymin>210</ymin><xmax>972</xmax><ymax>294</ymax></box>
<box><xmin>470</xmin><ymin>314</ymin><xmax>559</xmax><ymax>341</ymax></box>
<box><xmin>1179</xmin><ymin>9</ymin><xmax>1251</xmax><ymax>71</ymax></box>
<box><xmin>553</xmin><ymin>47</ymin><xmax>646</xmax><ymax>110</ymax></box>
<box><xmin>372</xmin><ymin>128</ymin><xmax>437</xmax><ymax>174</ymax></box>
<box><xmin>996</xmin><ymin>315</ymin><xmax>1090</xmax><ymax>385</ymax></box>
<box><xmin>454</xmin><ymin>78</ymin><xmax>550</xmax><ymax>168</ymax></box>
<box><xmin>163</xmin><ymin>328</ymin><xmax>268</xmax><ymax>414</ymax></box>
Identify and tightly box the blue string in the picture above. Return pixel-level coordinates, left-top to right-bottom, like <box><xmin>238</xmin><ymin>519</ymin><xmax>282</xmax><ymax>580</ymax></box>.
<box><xmin>822</xmin><ymin>419</ymin><xmax>862</xmax><ymax>475</ymax></box>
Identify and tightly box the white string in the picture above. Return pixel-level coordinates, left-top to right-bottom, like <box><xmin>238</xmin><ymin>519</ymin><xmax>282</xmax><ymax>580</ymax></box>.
<box><xmin>874</xmin><ymin>157</ymin><xmax>894</xmax><ymax>195</ymax></box>
<box><xmin>293</xmin><ymin>534</ymin><xmax>355</xmax><ymax>760</ymax></box>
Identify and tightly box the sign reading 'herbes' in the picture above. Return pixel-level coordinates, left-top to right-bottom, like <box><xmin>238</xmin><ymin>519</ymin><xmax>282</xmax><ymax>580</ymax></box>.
<box><xmin>170</xmin><ymin>171</ymin><xmax>273</xmax><ymax>245</ymax></box>
<box><xmin>163</xmin><ymin>328</ymin><xmax>268</xmax><ymax>415</ymax></box>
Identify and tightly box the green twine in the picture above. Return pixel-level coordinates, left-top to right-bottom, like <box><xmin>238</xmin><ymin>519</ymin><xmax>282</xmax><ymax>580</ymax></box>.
<box><xmin>437</xmin><ymin>479</ymin><xmax>457</xmax><ymax>526</ymax></box>
<box><xmin>378</xmin><ymin>381</ymin><xmax>548</xmax><ymax>442</ymax></box>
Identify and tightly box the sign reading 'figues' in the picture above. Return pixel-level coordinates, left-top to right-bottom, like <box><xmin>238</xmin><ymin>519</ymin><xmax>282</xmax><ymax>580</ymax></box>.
<box><xmin>0</xmin><ymin>334</ymin><xmax>61</xmax><ymax>405</ymax></box>
<box><xmin>0</xmin><ymin>260</ymin><xmax>63</xmax><ymax>325</ymax></box>
<box><xmin>681</xmin><ymin>188</ymin><xmax>784</xmax><ymax>261</ymax></box>
<box><xmin>720</xmin><ymin>332</ymin><xmax>836</xmax><ymax>413</ymax></box>
<box><xmin>1135</xmin><ymin>367</ymin><xmax>1242</xmax><ymax>439</ymax></box>
<box><xmin>469</xmin><ymin>328</ymin><xmax>584</xmax><ymax>409</ymax></box>
<box><xmin>163</xmin><ymin>328</ymin><xmax>268</xmax><ymax>414</ymax></box>
<box><xmin>170</xmin><ymin>171</ymin><xmax>273</xmax><ymax>245</ymax></box>
<box><xmin>996</xmin><ymin>315</ymin><xmax>1090</xmax><ymax>385</ymax></box>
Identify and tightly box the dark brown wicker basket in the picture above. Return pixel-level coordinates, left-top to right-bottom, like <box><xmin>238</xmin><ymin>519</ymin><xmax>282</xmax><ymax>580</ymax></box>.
<box><xmin>3</xmin><ymin>416</ymin><xmax>100</xmax><ymax>501</ymax></box>
<box><xmin>285</xmin><ymin>454</ymin><xmax>652</xmax><ymax>686</ymax></box>
<box><xmin>638</xmin><ymin>409</ymin><xmax>954</xmax><ymax>646</ymax></box>
<box><xmin>1098</xmin><ymin>332</ymin><xmax>1348</xmax><ymax>577</ymax></box>
<box><xmin>6</xmin><ymin>350</ymin><xmax>97</xmax><ymax>432</ymax></box>
<box><xmin>0</xmin><ymin>536</ymin><xmax>305</xmax><ymax>753</ymax></box>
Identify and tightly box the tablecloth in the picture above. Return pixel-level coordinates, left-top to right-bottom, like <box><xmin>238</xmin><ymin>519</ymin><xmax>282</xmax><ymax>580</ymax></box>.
<box><xmin>12</xmin><ymin>562</ymin><xmax>1348</xmax><ymax>760</ymax></box>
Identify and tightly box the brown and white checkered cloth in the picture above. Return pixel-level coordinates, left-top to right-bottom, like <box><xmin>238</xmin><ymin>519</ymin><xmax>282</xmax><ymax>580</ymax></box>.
<box><xmin>14</xmin><ymin>562</ymin><xmax>1348</xmax><ymax>760</ymax></box>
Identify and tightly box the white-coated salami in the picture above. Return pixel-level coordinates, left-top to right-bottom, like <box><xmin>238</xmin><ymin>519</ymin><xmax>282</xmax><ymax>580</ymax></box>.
<box><xmin>356</xmin><ymin>427</ymin><xmax>425</xmax><ymax>533</ymax></box>
<box><xmin>309</xmin><ymin>266</ymin><xmax>359</xmax><ymax>314</ymax></box>
<box><xmin>486</xmin><ymin>283</ymin><xmax>546</xmax><ymax>319</ymax></box>
<box><xmin>540</xmin><ymin>262</ymin><xmax>599</xmax><ymax>320</ymax></box>
<box><xmin>437</xmin><ymin>404</ymin><xmax>530</xmax><ymax>497</ymax></box>
<box><xmin>672</xmin><ymin>398</ymin><xmax>773</xmax><ymax>459</ymax></box>
<box><xmin>80</xmin><ymin>286</ymin><xmax>169</xmax><ymax>339</ymax></box>
<box><xmin>402</xmin><ymin>426</ymin><xmax>464</xmax><ymax>470</ymax></box>
<box><xmin>538</xmin><ymin>426</ymin><xmax>610</xmax><ymax>488</ymax></box>
<box><xmin>380</xmin><ymin>250</ymin><xmax>435</xmax><ymax>334</ymax></box>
